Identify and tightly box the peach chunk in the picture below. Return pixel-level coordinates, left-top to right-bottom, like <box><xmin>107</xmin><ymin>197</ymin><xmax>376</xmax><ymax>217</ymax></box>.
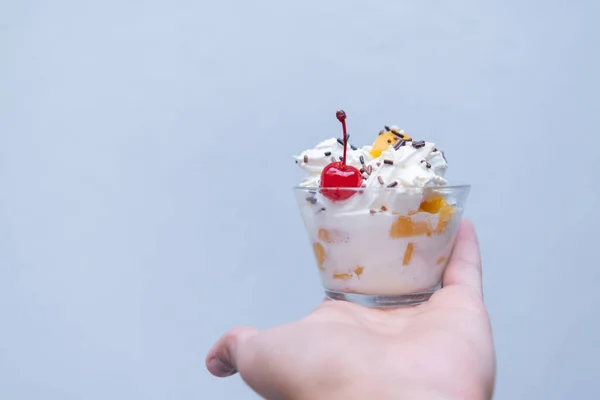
<box><xmin>318</xmin><ymin>228</ymin><xmax>330</xmax><ymax>243</ymax></box>
<box><xmin>436</xmin><ymin>205</ymin><xmax>454</xmax><ymax>234</ymax></box>
<box><xmin>333</xmin><ymin>272</ymin><xmax>353</xmax><ymax>281</ymax></box>
<box><xmin>414</xmin><ymin>194</ymin><xmax>455</xmax><ymax>234</ymax></box>
<box><xmin>389</xmin><ymin>216</ymin><xmax>432</xmax><ymax>238</ymax></box>
<box><xmin>390</xmin><ymin>216</ymin><xmax>412</xmax><ymax>237</ymax></box>
<box><xmin>436</xmin><ymin>256</ymin><xmax>446</xmax><ymax>265</ymax></box>
<box><xmin>317</xmin><ymin>228</ymin><xmax>348</xmax><ymax>244</ymax></box>
<box><xmin>418</xmin><ymin>196</ymin><xmax>448</xmax><ymax>214</ymax></box>
<box><xmin>312</xmin><ymin>242</ymin><xmax>326</xmax><ymax>271</ymax></box>
<box><xmin>370</xmin><ymin>131</ymin><xmax>399</xmax><ymax>158</ymax></box>
<box><xmin>353</xmin><ymin>266</ymin><xmax>364</xmax><ymax>277</ymax></box>
<box><xmin>403</xmin><ymin>243</ymin><xmax>415</xmax><ymax>266</ymax></box>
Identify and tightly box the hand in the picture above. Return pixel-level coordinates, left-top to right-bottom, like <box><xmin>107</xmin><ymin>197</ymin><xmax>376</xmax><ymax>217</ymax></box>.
<box><xmin>206</xmin><ymin>220</ymin><xmax>496</xmax><ymax>400</ymax></box>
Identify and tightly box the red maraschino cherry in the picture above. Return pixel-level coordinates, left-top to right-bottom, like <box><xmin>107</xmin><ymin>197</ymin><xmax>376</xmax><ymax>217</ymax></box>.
<box><xmin>320</xmin><ymin>110</ymin><xmax>362</xmax><ymax>201</ymax></box>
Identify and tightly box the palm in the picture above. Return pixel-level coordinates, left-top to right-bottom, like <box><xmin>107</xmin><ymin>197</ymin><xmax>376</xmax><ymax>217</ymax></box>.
<box><xmin>207</xmin><ymin>221</ymin><xmax>496</xmax><ymax>400</ymax></box>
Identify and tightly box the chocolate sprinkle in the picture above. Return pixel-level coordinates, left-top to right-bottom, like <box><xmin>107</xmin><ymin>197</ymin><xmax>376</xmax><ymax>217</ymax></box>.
<box><xmin>421</xmin><ymin>160</ymin><xmax>431</xmax><ymax>168</ymax></box>
<box><xmin>360</xmin><ymin>168</ymin><xmax>365</xmax><ymax>173</ymax></box>
<box><xmin>391</xmin><ymin>130</ymin><xmax>405</xmax><ymax>139</ymax></box>
<box><xmin>387</xmin><ymin>181</ymin><xmax>398</xmax><ymax>188</ymax></box>
<box><xmin>387</xmin><ymin>139</ymin><xmax>392</xmax><ymax>143</ymax></box>
<box><xmin>339</xmin><ymin>156</ymin><xmax>343</xmax><ymax>161</ymax></box>
<box><xmin>377</xmin><ymin>162</ymin><xmax>381</xmax><ymax>167</ymax></box>
<box><xmin>359</xmin><ymin>155</ymin><xmax>365</xmax><ymax>165</ymax></box>
<box><xmin>337</xmin><ymin>138</ymin><xmax>344</xmax><ymax>146</ymax></box>
<box><xmin>379</xmin><ymin>130</ymin><xmax>384</xmax><ymax>136</ymax></box>
<box><xmin>324</xmin><ymin>151</ymin><xmax>332</xmax><ymax>156</ymax></box>
<box><xmin>318</xmin><ymin>207</ymin><xmax>326</xmax><ymax>213</ymax></box>
<box><xmin>350</xmin><ymin>145</ymin><xmax>357</xmax><ymax>150</ymax></box>
<box><xmin>381</xmin><ymin>205</ymin><xmax>388</xmax><ymax>211</ymax></box>
<box><xmin>383</xmin><ymin>159</ymin><xmax>394</xmax><ymax>165</ymax></box>
<box><xmin>370</xmin><ymin>209</ymin><xmax>376</xmax><ymax>214</ymax></box>
<box><xmin>303</xmin><ymin>155</ymin><xmax>308</xmax><ymax>163</ymax></box>
<box><xmin>441</xmin><ymin>151</ymin><xmax>447</xmax><ymax>162</ymax></box>
<box><xmin>412</xmin><ymin>140</ymin><xmax>426</xmax><ymax>148</ymax></box>
<box><xmin>384</xmin><ymin>125</ymin><xmax>391</xmax><ymax>131</ymax></box>
<box><xmin>432</xmin><ymin>148</ymin><xmax>437</xmax><ymax>152</ymax></box>
<box><xmin>377</xmin><ymin>176</ymin><xmax>384</xmax><ymax>185</ymax></box>
<box><xmin>306</xmin><ymin>197</ymin><xmax>317</xmax><ymax>204</ymax></box>
<box><xmin>367</xmin><ymin>165</ymin><xmax>372</xmax><ymax>175</ymax></box>
<box><xmin>394</xmin><ymin>140</ymin><xmax>406</xmax><ymax>150</ymax></box>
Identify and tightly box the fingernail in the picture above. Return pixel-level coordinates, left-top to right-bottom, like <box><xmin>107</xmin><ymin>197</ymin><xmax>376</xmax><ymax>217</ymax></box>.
<box><xmin>208</xmin><ymin>357</ymin><xmax>236</xmax><ymax>376</ymax></box>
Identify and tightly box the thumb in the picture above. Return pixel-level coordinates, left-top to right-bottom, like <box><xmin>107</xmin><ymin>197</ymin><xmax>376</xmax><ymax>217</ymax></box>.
<box><xmin>206</xmin><ymin>326</ymin><xmax>260</xmax><ymax>377</ymax></box>
<box><xmin>442</xmin><ymin>219</ymin><xmax>483</xmax><ymax>298</ymax></box>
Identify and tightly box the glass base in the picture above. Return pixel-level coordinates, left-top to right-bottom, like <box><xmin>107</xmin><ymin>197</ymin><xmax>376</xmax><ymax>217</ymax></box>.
<box><xmin>324</xmin><ymin>286</ymin><xmax>439</xmax><ymax>308</ymax></box>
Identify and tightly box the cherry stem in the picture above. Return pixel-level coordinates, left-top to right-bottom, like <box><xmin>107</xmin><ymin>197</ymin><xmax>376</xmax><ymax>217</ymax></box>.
<box><xmin>336</xmin><ymin>110</ymin><xmax>348</xmax><ymax>167</ymax></box>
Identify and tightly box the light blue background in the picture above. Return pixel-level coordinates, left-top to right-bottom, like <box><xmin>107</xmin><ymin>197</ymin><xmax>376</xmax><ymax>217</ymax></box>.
<box><xmin>1</xmin><ymin>1</ymin><xmax>598</xmax><ymax>399</ymax></box>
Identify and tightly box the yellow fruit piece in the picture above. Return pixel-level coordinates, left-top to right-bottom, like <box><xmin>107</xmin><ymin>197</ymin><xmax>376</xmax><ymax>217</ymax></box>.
<box><xmin>436</xmin><ymin>256</ymin><xmax>446</xmax><ymax>265</ymax></box>
<box><xmin>333</xmin><ymin>267</ymin><xmax>363</xmax><ymax>281</ymax></box>
<box><xmin>353</xmin><ymin>266</ymin><xmax>364</xmax><ymax>277</ymax></box>
<box><xmin>436</xmin><ymin>205</ymin><xmax>454</xmax><ymax>234</ymax></box>
<box><xmin>389</xmin><ymin>216</ymin><xmax>432</xmax><ymax>238</ymax></box>
<box><xmin>333</xmin><ymin>272</ymin><xmax>353</xmax><ymax>281</ymax></box>
<box><xmin>317</xmin><ymin>228</ymin><xmax>348</xmax><ymax>244</ymax></box>
<box><xmin>318</xmin><ymin>228</ymin><xmax>331</xmax><ymax>243</ymax></box>
<box><xmin>370</xmin><ymin>129</ymin><xmax>411</xmax><ymax>158</ymax></box>
<box><xmin>403</xmin><ymin>243</ymin><xmax>415</xmax><ymax>266</ymax></box>
<box><xmin>390</xmin><ymin>216</ymin><xmax>412</xmax><ymax>237</ymax></box>
<box><xmin>418</xmin><ymin>196</ymin><xmax>448</xmax><ymax>214</ymax></box>
<box><xmin>370</xmin><ymin>132</ymin><xmax>398</xmax><ymax>158</ymax></box>
<box><xmin>312</xmin><ymin>242</ymin><xmax>326</xmax><ymax>271</ymax></box>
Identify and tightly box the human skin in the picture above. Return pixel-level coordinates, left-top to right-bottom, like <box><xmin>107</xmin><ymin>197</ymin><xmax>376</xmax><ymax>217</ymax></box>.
<box><xmin>206</xmin><ymin>220</ymin><xmax>496</xmax><ymax>400</ymax></box>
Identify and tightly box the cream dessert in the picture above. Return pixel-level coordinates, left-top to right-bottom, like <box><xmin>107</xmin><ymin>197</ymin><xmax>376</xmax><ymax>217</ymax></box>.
<box><xmin>294</xmin><ymin>111</ymin><xmax>468</xmax><ymax>304</ymax></box>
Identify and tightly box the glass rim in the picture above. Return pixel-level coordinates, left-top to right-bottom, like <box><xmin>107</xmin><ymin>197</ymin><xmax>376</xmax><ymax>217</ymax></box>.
<box><xmin>293</xmin><ymin>184</ymin><xmax>471</xmax><ymax>191</ymax></box>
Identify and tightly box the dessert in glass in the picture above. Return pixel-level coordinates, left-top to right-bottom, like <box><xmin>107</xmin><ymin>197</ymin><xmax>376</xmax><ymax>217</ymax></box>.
<box><xmin>294</xmin><ymin>111</ymin><xmax>470</xmax><ymax>307</ymax></box>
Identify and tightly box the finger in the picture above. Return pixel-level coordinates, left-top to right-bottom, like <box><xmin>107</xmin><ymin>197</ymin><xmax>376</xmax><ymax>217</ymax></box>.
<box><xmin>442</xmin><ymin>219</ymin><xmax>483</xmax><ymax>297</ymax></box>
<box><xmin>206</xmin><ymin>326</ymin><xmax>259</xmax><ymax>377</ymax></box>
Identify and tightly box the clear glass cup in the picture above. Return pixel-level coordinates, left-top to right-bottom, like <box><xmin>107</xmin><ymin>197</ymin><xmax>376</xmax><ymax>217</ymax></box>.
<box><xmin>294</xmin><ymin>185</ymin><xmax>470</xmax><ymax>307</ymax></box>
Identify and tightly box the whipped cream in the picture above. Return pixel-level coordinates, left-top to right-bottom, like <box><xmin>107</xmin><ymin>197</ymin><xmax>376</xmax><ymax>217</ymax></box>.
<box><xmin>295</xmin><ymin>131</ymin><xmax>449</xmax><ymax>214</ymax></box>
<box><xmin>294</xmin><ymin>138</ymin><xmax>373</xmax><ymax>188</ymax></box>
<box><xmin>364</xmin><ymin>142</ymin><xmax>447</xmax><ymax>188</ymax></box>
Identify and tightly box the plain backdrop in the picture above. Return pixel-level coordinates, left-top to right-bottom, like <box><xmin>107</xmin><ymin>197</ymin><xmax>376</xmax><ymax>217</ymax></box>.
<box><xmin>1</xmin><ymin>0</ymin><xmax>598</xmax><ymax>399</ymax></box>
